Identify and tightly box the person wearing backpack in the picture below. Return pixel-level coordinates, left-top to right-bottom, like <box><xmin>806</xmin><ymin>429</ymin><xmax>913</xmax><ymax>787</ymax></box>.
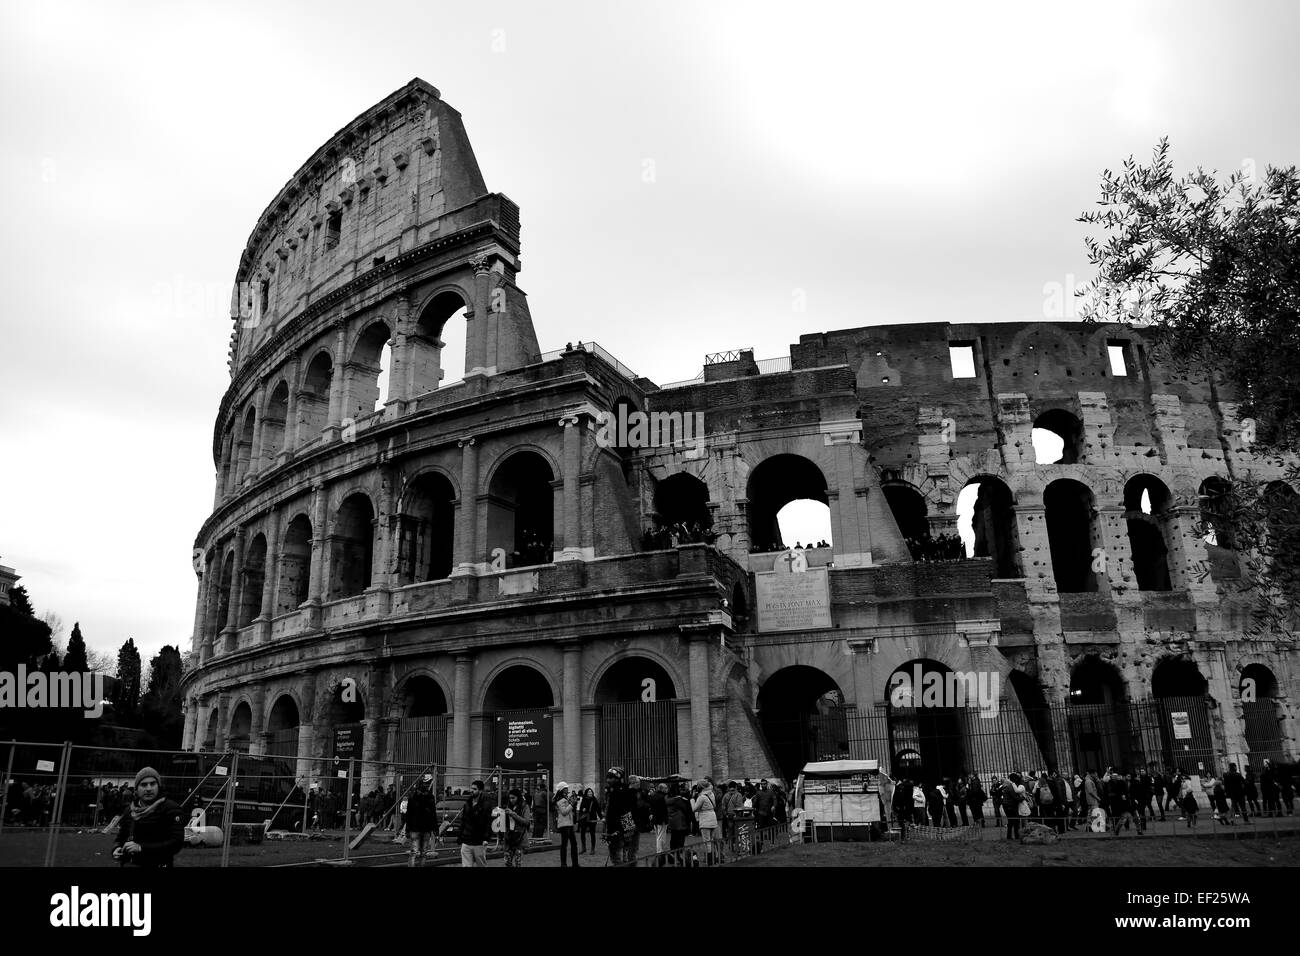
<box><xmin>1033</xmin><ymin>772</ymin><xmax>1054</xmax><ymax>826</ymax></box>
<box><xmin>692</xmin><ymin>779</ymin><xmax>719</xmax><ymax>864</ymax></box>
<box><xmin>964</xmin><ymin>774</ymin><xmax>986</xmax><ymax>827</ymax></box>
<box><xmin>665</xmin><ymin>782</ymin><xmax>695</xmax><ymax>863</ymax></box>
<box><xmin>1002</xmin><ymin>774</ymin><xmax>1026</xmax><ymax>840</ymax></box>
<box><xmin>954</xmin><ymin>777</ymin><xmax>970</xmax><ymax>826</ymax></box>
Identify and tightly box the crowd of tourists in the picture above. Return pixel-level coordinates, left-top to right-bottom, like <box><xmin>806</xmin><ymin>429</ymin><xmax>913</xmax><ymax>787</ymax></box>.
<box><xmin>749</xmin><ymin>539</ymin><xmax>830</xmax><ymax>554</ymax></box>
<box><xmin>904</xmin><ymin>532</ymin><xmax>968</xmax><ymax>562</ymax></box>
<box><xmin>891</xmin><ymin>760</ymin><xmax>1296</xmax><ymax>841</ymax></box>
<box><xmin>643</xmin><ymin>522</ymin><xmax>718</xmax><ymax>550</ymax></box>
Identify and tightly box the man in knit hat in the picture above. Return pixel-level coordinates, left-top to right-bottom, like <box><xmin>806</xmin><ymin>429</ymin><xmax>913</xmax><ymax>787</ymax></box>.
<box><xmin>112</xmin><ymin>766</ymin><xmax>185</xmax><ymax>867</ymax></box>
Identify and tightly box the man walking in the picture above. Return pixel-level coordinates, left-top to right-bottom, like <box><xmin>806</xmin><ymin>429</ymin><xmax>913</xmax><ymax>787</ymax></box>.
<box><xmin>404</xmin><ymin>773</ymin><xmax>438</xmax><ymax>867</ymax></box>
<box><xmin>457</xmin><ymin>779</ymin><xmax>493</xmax><ymax>867</ymax></box>
<box><xmin>1223</xmin><ymin>763</ymin><xmax>1250</xmax><ymax>824</ymax></box>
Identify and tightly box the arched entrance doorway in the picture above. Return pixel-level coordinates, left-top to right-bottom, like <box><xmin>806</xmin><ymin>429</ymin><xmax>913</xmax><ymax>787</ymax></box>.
<box><xmin>886</xmin><ymin>660</ymin><xmax>964</xmax><ymax>784</ymax></box>
<box><xmin>228</xmin><ymin>701</ymin><xmax>253</xmax><ymax>754</ymax></box>
<box><xmin>482</xmin><ymin>665</ymin><xmax>555</xmax><ymax>774</ymax></box>
<box><xmin>1240</xmin><ymin>664</ymin><xmax>1285</xmax><ymax>769</ymax></box>
<box><xmin>1066</xmin><ymin>657</ymin><xmax>1130</xmax><ymax>773</ymax></box>
<box><xmin>486</xmin><ymin>452</ymin><xmax>555</xmax><ymax>568</ymax></box>
<box><xmin>758</xmin><ymin>666</ymin><xmax>849</xmax><ymax>784</ymax></box>
<box><xmin>394</xmin><ymin>675</ymin><xmax>449</xmax><ymax>769</ymax></box>
<box><xmin>595</xmin><ymin>657</ymin><xmax>679</xmax><ymax>778</ymax></box>
<box><xmin>266</xmin><ymin>695</ymin><xmax>300</xmax><ymax>760</ymax></box>
<box><xmin>1151</xmin><ymin>657</ymin><xmax>1217</xmax><ymax>775</ymax></box>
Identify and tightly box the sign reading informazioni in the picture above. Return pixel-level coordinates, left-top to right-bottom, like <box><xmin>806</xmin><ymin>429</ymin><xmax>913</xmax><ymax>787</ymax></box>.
<box><xmin>754</xmin><ymin>567</ymin><xmax>832</xmax><ymax>632</ymax></box>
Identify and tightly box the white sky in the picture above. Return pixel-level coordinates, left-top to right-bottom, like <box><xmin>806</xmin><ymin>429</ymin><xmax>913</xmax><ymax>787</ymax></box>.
<box><xmin>2</xmin><ymin>0</ymin><xmax>1298</xmax><ymax>662</ymax></box>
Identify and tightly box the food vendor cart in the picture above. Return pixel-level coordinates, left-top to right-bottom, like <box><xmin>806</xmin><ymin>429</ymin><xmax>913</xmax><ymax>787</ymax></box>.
<box><xmin>794</xmin><ymin>759</ymin><xmax>894</xmax><ymax>842</ymax></box>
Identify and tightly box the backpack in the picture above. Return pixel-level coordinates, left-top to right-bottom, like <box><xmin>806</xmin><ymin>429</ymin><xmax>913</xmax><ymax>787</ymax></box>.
<box><xmin>1036</xmin><ymin>780</ymin><xmax>1054</xmax><ymax>805</ymax></box>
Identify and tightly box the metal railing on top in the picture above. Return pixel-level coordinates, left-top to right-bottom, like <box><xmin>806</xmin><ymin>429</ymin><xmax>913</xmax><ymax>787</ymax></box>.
<box><xmin>535</xmin><ymin>341</ymin><xmax>640</xmax><ymax>382</ymax></box>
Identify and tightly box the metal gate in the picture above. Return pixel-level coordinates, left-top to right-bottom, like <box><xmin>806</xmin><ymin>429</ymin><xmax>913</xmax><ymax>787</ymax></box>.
<box><xmin>1242</xmin><ymin>700</ymin><xmax>1285</xmax><ymax>769</ymax></box>
<box><xmin>393</xmin><ymin>715</ymin><xmax>449</xmax><ymax>767</ymax></box>
<box><xmin>598</xmin><ymin>700</ymin><xmax>679</xmax><ymax>778</ymax></box>
<box><xmin>266</xmin><ymin>727</ymin><xmax>299</xmax><ymax>760</ymax></box>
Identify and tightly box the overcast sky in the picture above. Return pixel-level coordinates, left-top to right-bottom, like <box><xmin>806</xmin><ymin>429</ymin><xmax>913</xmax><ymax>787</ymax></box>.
<box><xmin>2</xmin><ymin>0</ymin><xmax>1297</xmax><ymax>663</ymax></box>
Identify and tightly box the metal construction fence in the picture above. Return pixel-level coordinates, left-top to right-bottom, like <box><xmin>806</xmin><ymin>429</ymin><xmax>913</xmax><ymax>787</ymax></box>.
<box><xmin>0</xmin><ymin>740</ymin><xmax>553</xmax><ymax>867</ymax></box>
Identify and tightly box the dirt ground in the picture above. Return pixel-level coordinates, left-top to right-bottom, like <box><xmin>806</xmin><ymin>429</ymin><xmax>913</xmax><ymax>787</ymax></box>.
<box><xmin>0</xmin><ymin>828</ymin><xmax>372</xmax><ymax>867</ymax></box>
<box><xmin>733</xmin><ymin>834</ymin><xmax>1299</xmax><ymax>867</ymax></box>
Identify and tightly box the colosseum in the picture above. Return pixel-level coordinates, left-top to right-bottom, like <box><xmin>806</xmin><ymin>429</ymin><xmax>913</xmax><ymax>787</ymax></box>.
<box><xmin>182</xmin><ymin>78</ymin><xmax>1297</xmax><ymax>795</ymax></box>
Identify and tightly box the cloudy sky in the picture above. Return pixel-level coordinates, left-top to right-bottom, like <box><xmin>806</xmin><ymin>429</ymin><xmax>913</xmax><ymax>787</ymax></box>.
<box><xmin>2</xmin><ymin>0</ymin><xmax>1297</xmax><ymax>663</ymax></box>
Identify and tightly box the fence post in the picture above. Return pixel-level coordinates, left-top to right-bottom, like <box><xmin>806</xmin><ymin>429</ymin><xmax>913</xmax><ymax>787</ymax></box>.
<box><xmin>0</xmin><ymin>741</ymin><xmax>14</xmax><ymax>842</ymax></box>
<box><xmin>220</xmin><ymin>751</ymin><xmax>239</xmax><ymax>868</ymax></box>
<box><xmin>341</xmin><ymin>758</ymin><xmax>356</xmax><ymax>863</ymax></box>
<box><xmin>43</xmin><ymin>741</ymin><xmax>72</xmax><ymax>867</ymax></box>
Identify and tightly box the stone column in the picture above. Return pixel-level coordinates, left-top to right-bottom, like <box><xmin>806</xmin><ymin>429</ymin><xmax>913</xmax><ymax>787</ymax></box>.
<box><xmin>221</xmin><ymin>528</ymin><xmax>245</xmax><ymax>653</ymax></box>
<box><xmin>558</xmin><ymin>415</ymin><xmax>583</xmax><ymax>560</ymax></box>
<box><xmin>451</xmin><ymin>652</ymin><xmax>473</xmax><ymax>785</ymax></box>
<box><xmin>182</xmin><ymin>699</ymin><xmax>198</xmax><ymax>751</ymax></box>
<box><xmin>249</xmin><ymin>383</ymin><xmax>266</xmax><ymax>477</ymax></box>
<box><xmin>370</xmin><ymin>467</ymin><xmax>394</xmax><ymax>614</ymax></box>
<box><xmin>220</xmin><ymin>430</ymin><xmax>237</xmax><ymax>499</ymax></box>
<box><xmin>324</xmin><ymin>323</ymin><xmax>346</xmax><ymax>439</ymax></box>
<box><xmin>215</xmin><ymin>693</ymin><xmax>231</xmax><ymax>751</ymax></box>
<box><xmin>281</xmin><ymin>355</ymin><xmax>300</xmax><ymax>462</ymax></box>
<box><xmin>823</xmin><ymin>424</ymin><xmax>866</xmax><ymax>566</ymax></box>
<box><xmin>190</xmin><ymin>560</ymin><xmax>209</xmax><ymax>660</ymax></box>
<box><xmin>452</xmin><ymin>438</ymin><xmax>479</xmax><ymax>574</ymax></box>
<box><xmin>562</xmin><ymin>641</ymin><xmax>583</xmax><ymax>787</ymax></box>
<box><xmin>249</xmin><ymin>686</ymin><xmax>268</xmax><ymax>756</ymax></box>
<box><xmin>304</xmin><ymin>483</ymin><xmax>327</xmax><ymax>628</ymax></box>
<box><xmin>361</xmin><ymin>717</ymin><xmax>382</xmax><ymax>792</ymax></box>
<box><xmin>687</xmin><ymin>631</ymin><xmax>713</xmax><ymax>780</ymax></box>
<box><xmin>1096</xmin><ymin>505</ymin><xmax>1128</xmax><ymax>594</ymax></box>
<box><xmin>296</xmin><ymin>723</ymin><xmax>315</xmax><ymax>786</ymax></box>
<box><xmin>256</xmin><ymin>507</ymin><xmax>281</xmax><ymax>643</ymax></box>
<box><xmin>465</xmin><ymin>253</ymin><xmax>492</xmax><ymax>378</ymax></box>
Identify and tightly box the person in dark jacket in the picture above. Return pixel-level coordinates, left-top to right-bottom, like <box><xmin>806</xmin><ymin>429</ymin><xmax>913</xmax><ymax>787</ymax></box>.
<box><xmin>577</xmin><ymin>787</ymin><xmax>601</xmax><ymax>854</ymax></box>
<box><xmin>112</xmin><ymin>767</ymin><xmax>185</xmax><ymax>868</ymax></box>
<box><xmin>965</xmin><ymin>775</ymin><xmax>986</xmax><ymax>827</ymax></box>
<box><xmin>1129</xmin><ymin>770</ymin><xmax>1151</xmax><ymax>833</ymax></box>
<box><xmin>892</xmin><ymin>778</ymin><xmax>915</xmax><ymax>841</ymax></box>
<box><xmin>1223</xmin><ymin>763</ymin><xmax>1249</xmax><ymax>823</ymax></box>
<box><xmin>1047</xmin><ymin>771</ymin><xmax>1069</xmax><ymax>833</ymax></box>
<box><xmin>665</xmin><ymin>783</ymin><xmax>694</xmax><ymax>863</ymax></box>
<box><xmin>752</xmin><ymin>779</ymin><xmax>775</xmax><ymax>830</ymax></box>
<box><xmin>1244</xmin><ymin>767</ymin><xmax>1261</xmax><ymax>816</ymax></box>
<box><xmin>1260</xmin><ymin>761</ymin><xmax>1280</xmax><ymax>816</ymax></box>
<box><xmin>404</xmin><ymin>774</ymin><xmax>438</xmax><ymax>867</ymax></box>
<box><xmin>924</xmin><ymin>783</ymin><xmax>945</xmax><ymax>827</ymax></box>
<box><xmin>1108</xmin><ymin>773</ymin><xmax>1136</xmax><ymax>835</ymax></box>
<box><xmin>603</xmin><ymin>767</ymin><xmax>638</xmax><ymax>866</ymax></box>
<box><xmin>457</xmin><ymin>779</ymin><xmax>493</xmax><ymax>867</ymax></box>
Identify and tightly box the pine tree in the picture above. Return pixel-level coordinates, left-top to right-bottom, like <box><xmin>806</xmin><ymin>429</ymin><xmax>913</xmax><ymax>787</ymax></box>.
<box><xmin>64</xmin><ymin>622</ymin><xmax>89</xmax><ymax>673</ymax></box>
<box><xmin>113</xmin><ymin>638</ymin><xmax>143</xmax><ymax>720</ymax></box>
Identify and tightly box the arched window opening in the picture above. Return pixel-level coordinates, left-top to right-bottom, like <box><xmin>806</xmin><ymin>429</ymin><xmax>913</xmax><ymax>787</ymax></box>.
<box><xmin>263</xmin><ymin>381</ymin><xmax>290</xmax><ymax>463</ymax></box>
<box><xmin>277</xmin><ymin>515</ymin><xmax>312</xmax><ymax>613</ymax></box>
<box><xmin>1151</xmin><ymin>657</ymin><xmax>1209</xmax><ymax>698</ymax></box>
<box><xmin>958</xmin><ymin>477</ymin><xmax>1021</xmax><ymax>577</ymax></box>
<box><xmin>397</xmin><ymin>472</ymin><xmax>456</xmax><ymax>584</ymax></box>
<box><xmin>235</xmin><ymin>407</ymin><xmax>256</xmax><ymax>485</ymax></box>
<box><xmin>412</xmin><ymin>291</ymin><xmax>469</xmax><ymax>395</ymax></box>
<box><xmin>266</xmin><ymin>695</ymin><xmax>300</xmax><ymax>759</ymax></box>
<box><xmin>1198</xmin><ymin>476</ymin><xmax>1236</xmax><ymax>549</ymax></box>
<box><xmin>647</xmin><ymin>472</ymin><xmax>713</xmax><ymax>548</ymax></box>
<box><xmin>1045</xmin><ymin>479</ymin><xmax>1099</xmax><ymax>592</ymax></box>
<box><xmin>228</xmin><ymin>701</ymin><xmax>253</xmax><ymax>754</ymax></box>
<box><xmin>483</xmin><ymin>665</ymin><xmax>554</xmax><ymax>712</ymax></box>
<box><xmin>486</xmin><ymin>452</ymin><xmax>554</xmax><ymax>568</ymax></box>
<box><xmin>594</xmin><ymin>658</ymin><xmax>677</xmax><ymax>705</ymax></box>
<box><xmin>402</xmin><ymin>675</ymin><xmax>449</xmax><ymax>718</ymax></box>
<box><xmin>215</xmin><ymin>552</ymin><xmax>235</xmax><ymax>633</ymax></box>
<box><xmin>329</xmin><ymin>493</ymin><xmax>375</xmax><ymax>599</ymax></box>
<box><xmin>885</xmin><ymin>659</ymin><xmax>964</xmax><ymax>784</ymax></box>
<box><xmin>1124</xmin><ymin>475</ymin><xmax>1172</xmax><ymax>591</ymax></box>
<box><xmin>347</xmin><ymin>321</ymin><xmax>392</xmax><ymax>420</ymax></box>
<box><xmin>1240</xmin><ymin>663</ymin><xmax>1284</xmax><ymax>770</ymax></box>
<box><xmin>300</xmin><ymin>352</ymin><xmax>334</xmax><ymax>441</ymax></box>
<box><xmin>758</xmin><ymin>666</ymin><xmax>849</xmax><ymax>783</ymax></box>
<box><xmin>239</xmin><ymin>534</ymin><xmax>267</xmax><ymax>628</ymax></box>
<box><xmin>746</xmin><ymin>454</ymin><xmax>831</xmax><ymax>553</ymax></box>
<box><xmin>1032</xmin><ymin>409</ymin><xmax>1085</xmax><ymax>464</ymax></box>
<box><xmin>1067</xmin><ymin>657</ymin><xmax>1131</xmax><ymax>773</ymax></box>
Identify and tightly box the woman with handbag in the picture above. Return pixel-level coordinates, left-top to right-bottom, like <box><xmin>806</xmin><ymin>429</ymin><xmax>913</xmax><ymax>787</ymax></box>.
<box><xmin>502</xmin><ymin>788</ymin><xmax>532</xmax><ymax>867</ymax></box>
<box><xmin>553</xmin><ymin>782</ymin><xmax>580</xmax><ymax>868</ymax></box>
<box><xmin>577</xmin><ymin>786</ymin><xmax>601</xmax><ymax>855</ymax></box>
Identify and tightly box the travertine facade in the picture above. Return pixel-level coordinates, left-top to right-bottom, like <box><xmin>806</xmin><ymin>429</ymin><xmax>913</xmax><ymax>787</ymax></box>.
<box><xmin>183</xmin><ymin>79</ymin><xmax>1297</xmax><ymax>790</ymax></box>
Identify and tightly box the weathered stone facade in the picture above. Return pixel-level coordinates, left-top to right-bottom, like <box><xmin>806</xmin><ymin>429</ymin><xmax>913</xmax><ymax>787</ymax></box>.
<box><xmin>182</xmin><ymin>79</ymin><xmax>1297</xmax><ymax>791</ymax></box>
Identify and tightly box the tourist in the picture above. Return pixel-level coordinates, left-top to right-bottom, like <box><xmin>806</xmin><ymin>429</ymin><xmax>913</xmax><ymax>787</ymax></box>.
<box><xmin>665</xmin><ymin>782</ymin><xmax>694</xmax><ymax>863</ymax></box>
<box><xmin>603</xmin><ymin>767</ymin><xmax>637</xmax><ymax>866</ymax></box>
<box><xmin>1130</xmin><ymin>769</ymin><xmax>1152</xmax><ymax>832</ymax></box>
<box><xmin>925</xmin><ymin>783</ymin><xmax>945</xmax><ymax>827</ymax></box>
<box><xmin>1180</xmin><ymin>778</ymin><xmax>1200</xmax><ymax>830</ymax></box>
<box><xmin>457</xmin><ymin>780</ymin><xmax>493</xmax><ymax>867</ymax></box>
<box><xmin>1223</xmin><ymin>763</ymin><xmax>1250</xmax><ymax>824</ymax></box>
<box><xmin>112</xmin><ymin>767</ymin><xmax>185</xmax><ymax>868</ymax></box>
<box><xmin>692</xmin><ymin>779</ymin><xmax>719</xmax><ymax>863</ymax></box>
<box><xmin>753</xmin><ymin>778</ymin><xmax>775</xmax><ymax>832</ymax></box>
<box><xmin>578</xmin><ymin>786</ymin><xmax>601</xmax><ymax>854</ymax></box>
<box><xmin>502</xmin><ymin>788</ymin><xmax>531</xmax><ymax>867</ymax></box>
<box><xmin>893</xmin><ymin>778</ymin><xmax>914</xmax><ymax>841</ymax></box>
<box><xmin>912</xmin><ymin>778</ymin><xmax>928</xmax><ymax>824</ymax></box>
<box><xmin>532</xmin><ymin>783</ymin><xmax>548</xmax><ymax>839</ymax></box>
<box><xmin>965</xmin><ymin>774</ymin><xmax>986</xmax><ymax>827</ymax></box>
<box><xmin>629</xmin><ymin>776</ymin><xmax>653</xmax><ymax>863</ymax></box>
<box><xmin>1244</xmin><ymin>766</ymin><xmax>1261</xmax><ymax>816</ymax></box>
<box><xmin>1260</xmin><ymin>760</ymin><xmax>1280</xmax><ymax>816</ymax></box>
<box><xmin>719</xmin><ymin>781</ymin><xmax>743</xmax><ymax>843</ymax></box>
<box><xmin>649</xmin><ymin>782</ymin><xmax>670</xmax><ymax>858</ymax></box>
<box><xmin>404</xmin><ymin>774</ymin><xmax>438</xmax><ymax>867</ymax></box>
<box><xmin>1002</xmin><ymin>773</ymin><xmax>1027</xmax><ymax>840</ymax></box>
<box><xmin>1108</xmin><ymin>772</ymin><xmax>1138</xmax><ymax>835</ymax></box>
